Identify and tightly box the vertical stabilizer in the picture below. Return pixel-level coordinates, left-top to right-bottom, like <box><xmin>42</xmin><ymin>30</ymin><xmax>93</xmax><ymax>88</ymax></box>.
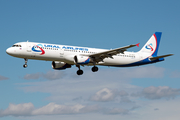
<box><xmin>139</xmin><ymin>32</ymin><xmax>162</xmax><ymax>57</ymax></box>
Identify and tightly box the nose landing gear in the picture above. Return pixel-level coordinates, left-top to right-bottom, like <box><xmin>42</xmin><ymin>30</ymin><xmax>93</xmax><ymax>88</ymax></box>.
<box><xmin>23</xmin><ymin>58</ymin><xmax>28</xmax><ymax>68</ymax></box>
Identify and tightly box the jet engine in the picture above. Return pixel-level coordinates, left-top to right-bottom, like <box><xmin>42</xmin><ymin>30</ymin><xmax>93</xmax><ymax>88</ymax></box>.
<box><xmin>52</xmin><ymin>61</ymin><xmax>71</xmax><ymax>70</ymax></box>
<box><xmin>74</xmin><ymin>55</ymin><xmax>92</xmax><ymax>65</ymax></box>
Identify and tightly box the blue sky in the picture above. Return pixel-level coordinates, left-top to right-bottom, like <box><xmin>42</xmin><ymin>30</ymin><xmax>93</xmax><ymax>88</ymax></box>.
<box><xmin>0</xmin><ymin>0</ymin><xmax>180</xmax><ymax>120</ymax></box>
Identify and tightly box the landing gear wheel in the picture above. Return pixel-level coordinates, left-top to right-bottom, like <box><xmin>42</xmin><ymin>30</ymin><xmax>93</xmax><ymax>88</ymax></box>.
<box><xmin>23</xmin><ymin>64</ymin><xmax>28</xmax><ymax>68</ymax></box>
<box><xmin>92</xmin><ymin>66</ymin><xmax>98</xmax><ymax>72</ymax></box>
<box><xmin>23</xmin><ymin>58</ymin><xmax>28</xmax><ymax>68</ymax></box>
<box><xmin>77</xmin><ymin>70</ymin><xmax>83</xmax><ymax>75</ymax></box>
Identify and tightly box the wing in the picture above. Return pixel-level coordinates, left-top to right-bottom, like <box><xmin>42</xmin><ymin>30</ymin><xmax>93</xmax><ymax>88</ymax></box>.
<box><xmin>84</xmin><ymin>44</ymin><xmax>137</xmax><ymax>63</ymax></box>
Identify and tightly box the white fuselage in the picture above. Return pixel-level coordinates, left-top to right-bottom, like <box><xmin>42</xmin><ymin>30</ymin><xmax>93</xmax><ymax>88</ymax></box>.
<box><xmin>6</xmin><ymin>32</ymin><xmax>171</xmax><ymax>75</ymax></box>
<box><xmin>6</xmin><ymin>42</ymin><xmax>143</xmax><ymax>66</ymax></box>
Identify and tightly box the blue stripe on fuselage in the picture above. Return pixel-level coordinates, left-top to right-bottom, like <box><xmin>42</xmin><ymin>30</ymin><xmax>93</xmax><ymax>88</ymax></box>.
<box><xmin>113</xmin><ymin>58</ymin><xmax>164</xmax><ymax>67</ymax></box>
<box><xmin>77</xmin><ymin>58</ymin><xmax>90</xmax><ymax>65</ymax></box>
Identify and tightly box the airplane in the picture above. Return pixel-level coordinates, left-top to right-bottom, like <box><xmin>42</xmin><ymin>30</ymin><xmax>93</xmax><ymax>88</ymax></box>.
<box><xmin>6</xmin><ymin>32</ymin><xmax>173</xmax><ymax>75</ymax></box>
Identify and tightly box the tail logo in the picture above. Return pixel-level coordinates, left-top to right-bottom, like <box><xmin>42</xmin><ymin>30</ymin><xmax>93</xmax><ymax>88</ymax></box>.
<box><xmin>32</xmin><ymin>44</ymin><xmax>45</xmax><ymax>55</ymax></box>
<box><xmin>145</xmin><ymin>43</ymin><xmax>154</xmax><ymax>51</ymax></box>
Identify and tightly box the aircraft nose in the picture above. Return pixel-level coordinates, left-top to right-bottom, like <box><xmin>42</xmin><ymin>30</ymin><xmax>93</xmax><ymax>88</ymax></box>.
<box><xmin>6</xmin><ymin>48</ymin><xmax>12</xmax><ymax>55</ymax></box>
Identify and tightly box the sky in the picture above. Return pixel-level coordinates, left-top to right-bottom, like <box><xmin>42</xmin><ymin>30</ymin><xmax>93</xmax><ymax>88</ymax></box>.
<box><xmin>0</xmin><ymin>0</ymin><xmax>180</xmax><ymax>120</ymax></box>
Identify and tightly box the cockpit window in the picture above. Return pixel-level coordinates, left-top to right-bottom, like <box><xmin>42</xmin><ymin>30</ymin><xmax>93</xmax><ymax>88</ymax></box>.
<box><xmin>12</xmin><ymin>45</ymin><xmax>22</xmax><ymax>47</ymax></box>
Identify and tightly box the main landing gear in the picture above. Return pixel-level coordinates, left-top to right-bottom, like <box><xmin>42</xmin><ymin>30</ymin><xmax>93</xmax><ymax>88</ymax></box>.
<box><xmin>23</xmin><ymin>58</ymin><xmax>28</xmax><ymax>68</ymax></box>
<box><xmin>92</xmin><ymin>66</ymin><xmax>98</xmax><ymax>72</ymax></box>
<box><xmin>76</xmin><ymin>65</ymin><xmax>83</xmax><ymax>75</ymax></box>
<box><xmin>76</xmin><ymin>65</ymin><xmax>99</xmax><ymax>75</ymax></box>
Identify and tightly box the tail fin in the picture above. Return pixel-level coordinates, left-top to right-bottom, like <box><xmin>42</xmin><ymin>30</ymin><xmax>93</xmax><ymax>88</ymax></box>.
<box><xmin>139</xmin><ymin>32</ymin><xmax>162</xmax><ymax>57</ymax></box>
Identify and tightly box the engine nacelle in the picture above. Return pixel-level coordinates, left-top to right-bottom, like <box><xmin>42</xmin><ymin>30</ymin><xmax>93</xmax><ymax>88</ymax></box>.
<box><xmin>52</xmin><ymin>61</ymin><xmax>71</xmax><ymax>70</ymax></box>
<box><xmin>74</xmin><ymin>55</ymin><xmax>92</xmax><ymax>65</ymax></box>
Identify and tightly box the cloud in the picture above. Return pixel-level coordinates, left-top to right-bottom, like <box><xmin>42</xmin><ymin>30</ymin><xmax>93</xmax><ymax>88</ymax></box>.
<box><xmin>42</xmin><ymin>71</ymin><xmax>65</xmax><ymax>80</ymax></box>
<box><xmin>0</xmin><ymin>102</ymin><xmax>100</xmax><ymax>117</ymax></box>
<box><xmin>132</xmin><ymin>98</ymin><xmax>180</xmax><ymax>120</ymax></box>
<box><xmin>23</xmin><ymin>65</ymin><xmax>165</xmax><ymax>81</ymax></box>
<box><xmin>106</xmin><ymin>108</ymin><xmax>129</xmax><ymax>115</ymax></box>
<box><xmin>154</xmin><ymin>108</ymin><xmax>159</xmax><ymax>111</ymax></box>
<box><xmin>79</xmin><ymin>105</ymin><xmax>100</xmax><ymax>113</ymax></box>
<box><xmin>119</xmin><ymin>66</ymin><xmax>165</xmax><ymax>79</ymax></box>
<box><xmin>0</xmin><ymin>75</ymin><xmax>8</xmax><ymax>80</ymax></box>
<box><xmin>0</xmin><ymin>103</ymin><xmax>34</xmax><ymax>117</ymax></box>
<box><xmin>90</xmin><ymin>88</ymin><xmax>129</xmax><ymax>102</ymax></box>
<box><xmin>20</xmin><ymin>66</ymin><xmax>165</xmax><ymax>104</ymax></box>
<box><xmin>132</xmin><ymin>86</ymin><xmax>180</xmax><ymax>100</ymax></box>
<box><xmin>90</xmin><ymin>88</ymin><xmax>116</xmax><ymax>102</ymax></box>
<box><xmin>0</xmin><ymin>102</ymin><xmax>134</xmax><ymax>117</ymax></box>
<box><xmin>23</xmin><ymin>71</ymin><xmax>65</xmax><ymax>80</ymax></box>
<box><xmin>32</xmin><ymin>103</ymin><xmax>85</xmax><ymax>115</ymax></box>
<box><xmin>19</xmin><ymin>66</ymin><xmax>169</xmax><ymax>105</ymax></box>
<box><xmin>23</xmin><ymin>73</ymin><xmax>41</xmax><ymax>80</ymax></box>
<box><xmin>16</xmin><ymin>66</ymin><xmax>173</xmax><ymax>119</ymax></box>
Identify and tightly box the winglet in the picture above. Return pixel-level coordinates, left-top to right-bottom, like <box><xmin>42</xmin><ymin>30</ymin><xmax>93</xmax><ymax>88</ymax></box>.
<box><xmin>136</xmin><ymin>43</ymin><xmax>140</xmax><ymax>47</ymax></box>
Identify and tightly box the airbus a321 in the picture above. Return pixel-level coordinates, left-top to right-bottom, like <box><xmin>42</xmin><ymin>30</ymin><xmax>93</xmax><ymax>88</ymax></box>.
<box><xmin>6</xmin><ymin>32</ymin><xmax>173</xmax><ymax>75</ymax></box>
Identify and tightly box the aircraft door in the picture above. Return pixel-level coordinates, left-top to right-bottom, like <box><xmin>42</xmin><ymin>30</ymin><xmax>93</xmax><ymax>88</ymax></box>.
<box><xmin>26</xmin><ymin>42</ymin><xmax>32</xmax><ymax>52</ymax></box>
<box><xmin>59</xmin><ymin>48</ymin><xmax>64</xmax><ymax>57</ymax></box>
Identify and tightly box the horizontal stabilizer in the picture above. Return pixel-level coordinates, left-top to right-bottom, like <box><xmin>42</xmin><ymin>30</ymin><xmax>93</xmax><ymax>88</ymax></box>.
<box><xmin>149</xmin><ymin>54</ymin><xmax>174</xmax><ymax>61</ymax></box>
